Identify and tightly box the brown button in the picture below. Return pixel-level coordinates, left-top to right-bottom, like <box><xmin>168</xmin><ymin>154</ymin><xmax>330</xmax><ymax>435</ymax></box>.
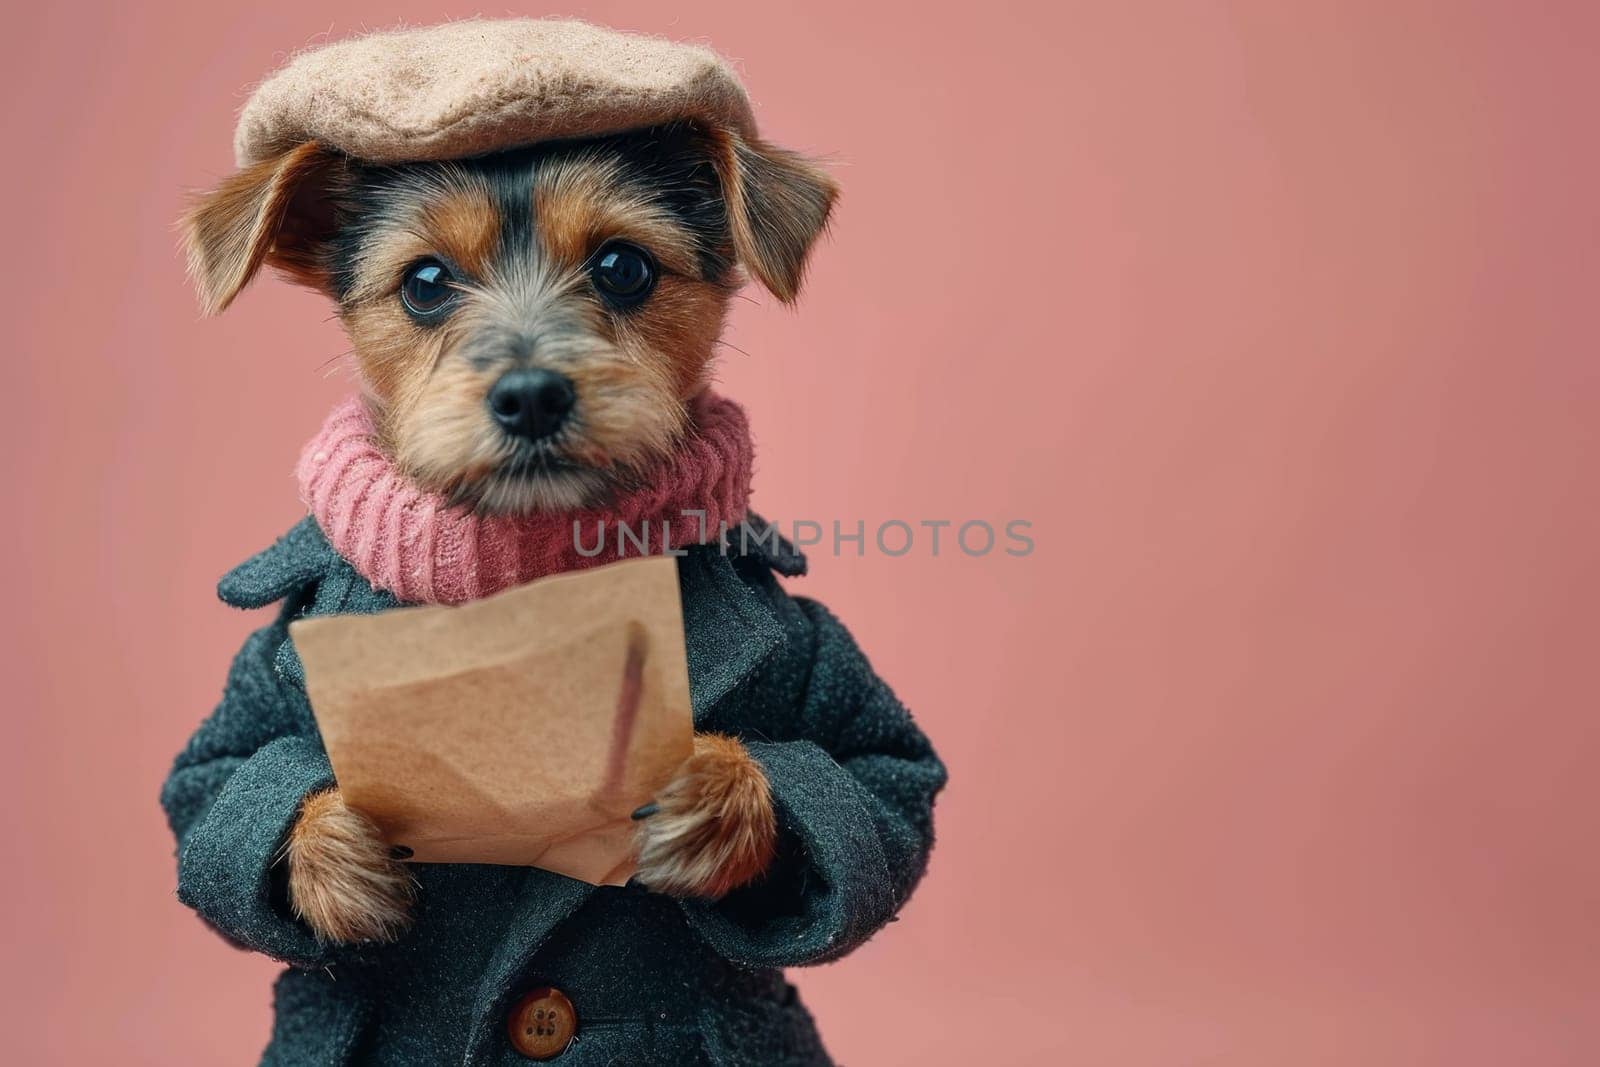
<box><xmin>507</xmin><ymin>986</ymin><xmax>578</xmax><ymax>1060</ymax></box>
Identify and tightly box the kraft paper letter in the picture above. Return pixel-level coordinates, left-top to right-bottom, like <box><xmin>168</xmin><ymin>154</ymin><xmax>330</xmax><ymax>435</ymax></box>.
<box><xmin>289</xmin><ymin>555</ymin><xmax>693</xmax><ymax>886</ymax></box>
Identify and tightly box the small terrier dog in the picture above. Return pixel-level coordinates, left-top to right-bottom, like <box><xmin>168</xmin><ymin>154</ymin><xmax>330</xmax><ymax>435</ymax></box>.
<box><xmin>182</xmin><ymin>121</ymin><xmax>836</xmax><ymax>944</ymax></box>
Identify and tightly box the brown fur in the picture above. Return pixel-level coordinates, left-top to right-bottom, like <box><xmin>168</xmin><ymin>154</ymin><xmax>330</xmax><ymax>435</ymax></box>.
<box><xmin>179</xmin><ymin>131</ymin><xmax>832</xmax><ymax>492</ymax></box>
<box><xmin>285</xmin><ymin>788</ymin><xmax>415</xmax><ymax>944</ymax></box>
<box><xmin>634</xmin><ymin>733</ymin><xmax>777</xmax><ymax>899</ymax></box>
<box><xmin>326</xmin><ymin>149</ymin><xmax>733</xmax><ymax>512</ymax></box>
<box><xmin>533</xmin><ymin>156</ymin><xmax>704</xmax><ymax>276</ymax></box>
<box><xmin>180</xmin><ymin>140</ymin><xmax>340</xmax><ymax>314</ymax></box>
<box><xmin>421</xmin><ymin>182</ymin><xmax>501</xmax><ymax>278</ymax></box>
<box><xmin>710</xmin><ymin>130</ymin><xmax>838</xmax><ymax>304</ymax></box>
<box><xmin>184</xmin><ymin>125</ymin><xmax>830</xmax><ymax>934</ymax></box>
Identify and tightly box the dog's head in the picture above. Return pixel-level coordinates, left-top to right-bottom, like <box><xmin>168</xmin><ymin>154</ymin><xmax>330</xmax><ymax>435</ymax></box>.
<box><xmin>182</xmin><ymin>123</ymin><xmax>835</xmax><ymax>513</ymax></box>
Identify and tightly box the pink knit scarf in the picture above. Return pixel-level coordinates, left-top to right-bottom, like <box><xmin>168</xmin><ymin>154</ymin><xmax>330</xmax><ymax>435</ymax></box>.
<box><xmin>297</xmin><ymin>393</ymin><xmax>753</xmax><ymax>604</ymax></box>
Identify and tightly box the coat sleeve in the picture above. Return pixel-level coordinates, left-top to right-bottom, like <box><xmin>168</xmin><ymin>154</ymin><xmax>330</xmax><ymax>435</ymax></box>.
<box><xmin>681</xmin><ymin>596</ymin><xmax>947</xmax><ymax>967</ymax></box>
<box><xmin>159</xmin><ymin>603</ymin><xmax>337</xmax><ymax>969</ymax></box>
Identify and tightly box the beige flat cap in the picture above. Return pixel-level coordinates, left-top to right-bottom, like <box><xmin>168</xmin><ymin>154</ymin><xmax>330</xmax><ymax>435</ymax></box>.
<box><xmin>234</xmin><ymin>18</ymin><xmax>757</xmax><ymax>167</ymax></box>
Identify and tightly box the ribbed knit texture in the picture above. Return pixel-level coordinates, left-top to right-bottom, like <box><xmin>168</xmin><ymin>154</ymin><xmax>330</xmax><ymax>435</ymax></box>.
<box><xmin>297</xmin><ymin>392</ymin><xmax>753</xmax><ymax>604</ymax></box>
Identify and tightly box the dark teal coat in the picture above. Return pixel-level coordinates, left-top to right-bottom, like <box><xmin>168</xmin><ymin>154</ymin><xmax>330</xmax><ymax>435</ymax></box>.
<box><xmin>162</xmin><ymin>518</ymin><xmax>945</xmax><ymax>1066</ymax></box>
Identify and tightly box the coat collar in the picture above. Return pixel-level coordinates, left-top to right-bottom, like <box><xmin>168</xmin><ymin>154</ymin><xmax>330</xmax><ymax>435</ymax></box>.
<box><xmin>677</xmin><ymin>544</ymin><xmax>786</xmax><ymax>716</ymax></box>
<box><xmin>217</xmin><ymin>516</ymin><xmax>341</xmax><ymax>610</ymax></box>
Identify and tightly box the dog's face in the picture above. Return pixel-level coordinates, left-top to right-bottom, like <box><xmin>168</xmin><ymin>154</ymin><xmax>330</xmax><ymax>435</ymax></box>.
<box><xmin>325</xmin><ymin>128</ymin><xmax>742</xmax><ymax>513</ymax></box>
<box><xmin>183</xmin><ymin>123</ymin><xmax>834</xmax><ymax>513</ymax></box>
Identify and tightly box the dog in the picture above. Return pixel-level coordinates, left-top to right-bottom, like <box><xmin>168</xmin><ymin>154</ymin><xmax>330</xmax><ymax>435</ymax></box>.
<box><xmin>181</xmin><ymin>120</ymin><xmax>837</xmax><ymax>946</ymax></box>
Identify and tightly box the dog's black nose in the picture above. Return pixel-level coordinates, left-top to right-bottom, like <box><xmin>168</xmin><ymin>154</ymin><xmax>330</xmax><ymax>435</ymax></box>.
<box><xmin>487</xmin><ymin>369</ymin><xmax>575</xmax><ymax>442</ymax></box>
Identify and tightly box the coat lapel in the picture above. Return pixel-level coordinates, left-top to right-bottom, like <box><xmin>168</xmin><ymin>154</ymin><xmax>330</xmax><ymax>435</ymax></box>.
<box><xmin>464</xmin><ymin>868</ymin><xmax>595</xmax><ymax>1065</ymax></box>
<box><xmin>678</xmin><ymin>546</ymin><xmax>787</xmax><ymax>722</ymax></box>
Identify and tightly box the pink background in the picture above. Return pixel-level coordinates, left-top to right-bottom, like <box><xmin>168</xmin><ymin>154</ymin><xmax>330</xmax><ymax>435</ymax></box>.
<box><xmin>6</xmin><ymin>2</ymin><xmax>1599</xmax><ymax>1064</ymax></box>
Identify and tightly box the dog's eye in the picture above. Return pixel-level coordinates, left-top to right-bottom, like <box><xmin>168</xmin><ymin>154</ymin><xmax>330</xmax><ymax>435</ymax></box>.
<box><xmin>589</xmin><ymin>242</ymin><xmax>656</xmax><ymax>309</ymax></box>
<box><xmin>400</xmin><ymin>259</ymin><xmax>457</xmax><ymax>319</ymax></box>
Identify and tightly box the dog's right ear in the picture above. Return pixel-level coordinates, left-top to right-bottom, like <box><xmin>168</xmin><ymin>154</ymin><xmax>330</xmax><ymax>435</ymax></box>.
<box><xmin>180</xmin><ymin>140</ymin><xmax>342</xmax><ymax>315</ymax></box>
<box><xmin>704</xmin><ymin>128</ymin><xmax>839</xmax><ymax>304</ymax></box>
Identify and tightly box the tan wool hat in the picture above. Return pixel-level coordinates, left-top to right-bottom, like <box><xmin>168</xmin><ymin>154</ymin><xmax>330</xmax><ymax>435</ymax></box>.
<box><xmin>233</xmin><ymin>18</ymin><xmax>759</xmax><ymax>167</ymax></box>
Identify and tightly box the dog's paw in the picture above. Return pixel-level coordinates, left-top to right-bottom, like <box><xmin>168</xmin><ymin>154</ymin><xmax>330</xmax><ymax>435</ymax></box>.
<box><xmin>285</xmin><ymin>787</ymin><xmax>415</xmax><ymax>944</ymax></box>
<box><xmin>634</xmin><ymin>734</ymin><xmax>777</xmax><ymax>899</ymax></box>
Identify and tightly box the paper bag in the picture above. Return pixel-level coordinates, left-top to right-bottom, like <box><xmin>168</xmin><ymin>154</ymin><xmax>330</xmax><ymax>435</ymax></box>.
<box><xmin>289</xmin><ymin>555</ymin><xmax>693</xmax><ymax>886</ymax></box>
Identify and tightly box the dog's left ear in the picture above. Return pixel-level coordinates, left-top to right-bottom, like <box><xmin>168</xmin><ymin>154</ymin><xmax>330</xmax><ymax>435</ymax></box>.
<box><xmin>180</xmin><ymin>140</ymin><xmax>343</xmax><ymax>315</ymax></box>
<box><xmin>707</xmin><ymin>128</ymin><xmax>839</xmax><ymax>304</ymax></box>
